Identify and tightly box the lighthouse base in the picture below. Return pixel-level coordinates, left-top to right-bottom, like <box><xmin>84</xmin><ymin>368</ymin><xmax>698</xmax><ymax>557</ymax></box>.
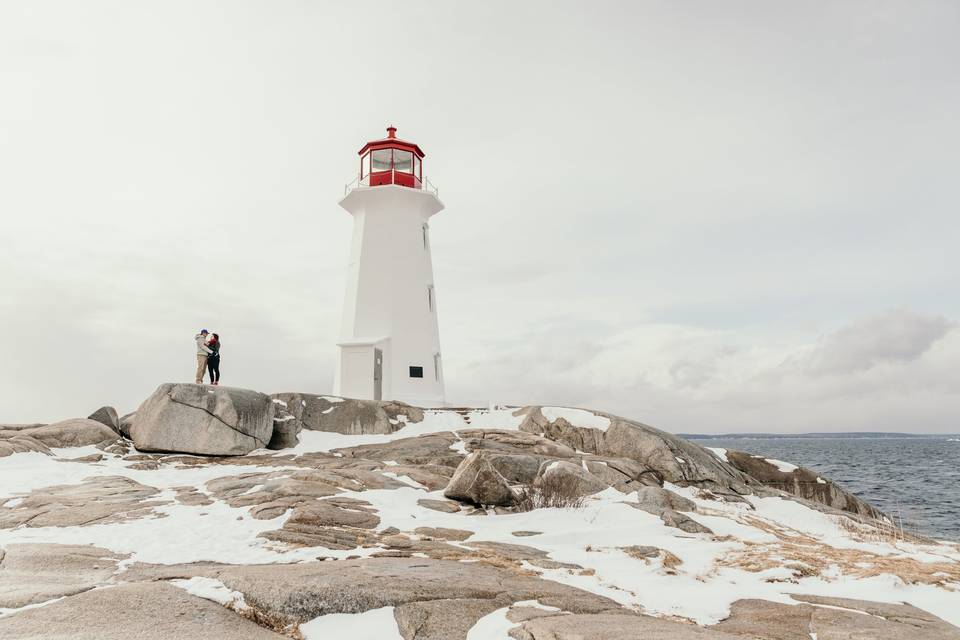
<box><xmin>333</xmin><ymin>337</ymin><xmax>445</xmax><ymax>407</ymax></box>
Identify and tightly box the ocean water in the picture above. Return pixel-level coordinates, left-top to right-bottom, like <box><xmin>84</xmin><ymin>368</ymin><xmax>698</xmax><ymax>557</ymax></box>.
<box><xmin>696</xmin><ymin>436</ymin><xmax>960</xmax><ymax>541</ymax></box>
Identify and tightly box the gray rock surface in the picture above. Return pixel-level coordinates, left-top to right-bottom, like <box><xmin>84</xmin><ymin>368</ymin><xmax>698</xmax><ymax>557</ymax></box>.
<box><xmin>266</xmin><ymin>400</ymin><xmax>299</xmax><ymax>450</ymax></box>
<box><xmin>510</xmin><ymin>612</ymin><xmax>745</xmax><ymax>639</ymax></box>
<box><xmin>0</xmin><ymin>433</ymin><xmax>50</xmax><ymax>458</ymax></box>
<box><xmin>269</xmin><ymin>393</ymin><xmax>424</xmax><ymax>435</ymax></box>
<box><xmin>444</xmin><ymin>452</ymin><xmax>517</xmax><ymax>506</ymax></box>
<box><xmin>710</xmin><ymin>595</ymin><xmax>960</xmax><ymax>640</ymax></box>
<box><xmin>396</xmin><ymin>596</ymin><xmax>508</xmax><ymax>640</ymax></box>
<box><xmin>535</xmin><ymin>460</ymin><xmax>610</xmax><ymax>496</ymax></box>
<box><xmin>131</xmin><ymin>383</ymin><xmax>274</xmax><ymax>455</ymax></box>
<box><xmin>118</xmin><ymin>412</ymin><xmax>136</xmax><ymax>439</ymax></box>
<box><xmin>517</xmin><ymin>406</ymin><xmax>758</xmax><ymax>495</ymax></box>
<box><xmin>0</xmin><ymin>419</ymin><xmax>118</xmax><ymax>451</ymax></box>
<box><xmin>131</xmin><ymin>557</ymin><xmax>623</xmax><ymax>627</ymax></box>
<box><xmin>0</xmin><ymin>476</ymin><xmax>165</xmax><ymax>529</ymax></box>
<box><xmin>417</xmin><ymin>498</ymin><xmax>462</xmax><ymax>513</ymax></box>
<box><xmin>0</xmin><ymin>581</ymin><xmax>285</xmax><ymax>639</ymax></box>
<box><xmin>0</xmin><ymin>544</ymin><xmax>124</xmax><ymax>609</ymax></box>
<box><xmin>86</xmin><ymin>406</ymin><xmax>120</xmax><ymax>433</ymax></box>
<box><xmin>632</xmin><ymin>485</ymin><xmax>698</xmax><ymax>514</ymax></box>
<box><xmin>722</xmin><ymin>449</ymin><xmax>885</xmax><ymax>519</ymax></box>
<box><xmin>658</xmin><ymin>508</ymin><xmax>713</xmax><ymax>534</ymax></box>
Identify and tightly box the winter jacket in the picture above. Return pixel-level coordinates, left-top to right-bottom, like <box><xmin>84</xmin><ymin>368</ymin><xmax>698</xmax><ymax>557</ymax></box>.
<box><xmin>195</xmin><ymin>334</ymin><xmax>212</xmax><ymax>356</ymax></box>
<box><xmin>208</xmin><ymin>340</ymin><xmax>221</xmax><ymax>360</ymax></box>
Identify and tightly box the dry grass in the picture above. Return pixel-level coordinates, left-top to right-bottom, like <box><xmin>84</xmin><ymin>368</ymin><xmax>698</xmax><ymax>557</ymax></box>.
<box><xmin>514</xmin><ymin>475</ymin><xmax>586</xmax><ymax>512</ymax></box>
<box><xmin>719</xmin><ymin>515</ymin><xmax>960</xmax><ymax>589</ymax></box>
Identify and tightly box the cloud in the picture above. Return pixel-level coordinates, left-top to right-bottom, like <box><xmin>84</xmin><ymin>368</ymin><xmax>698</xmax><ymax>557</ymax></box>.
<box><xmin>800</xmin><ymin>310</ymin><xmax>955</xmax><ymax>375</ymax></box>
<box><xmin>449</xmin><ymin>310</ymin><xmax>960</xmax><ymax>434</ymax></box>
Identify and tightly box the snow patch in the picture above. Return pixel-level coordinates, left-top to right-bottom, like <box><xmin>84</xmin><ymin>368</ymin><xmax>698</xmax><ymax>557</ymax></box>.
<box><xmin>467</xmin><ymin>601</ymin><xmax>560</xmax><ymax>639</ymax></box>
<box><xmin>706</xmin><ymin>447</ymin><xmax>728</xmax><ymax>462</ymax></box>
<box><xmin>764</xmin><ymin>458</ymin><xmax>799</xmax><ymax>473</ymax></box>
<box><xmin>541</xmin><ymin>407</ymin><xmax>611</xmax><ymax>431</ymax></box>
<box><xmin>170</xmin><ymin>576</ymin><xmax>248</xmax><ymax>610</ymax></box>
<box><xmin>383</xmin><ymin>472</ymin><xmax>427</xmax><ymax>490</ymax></box>
<box><xmin>300</xmin><ymin>606</ymin><xmax>402</xmax><ymax>640</ymax></box>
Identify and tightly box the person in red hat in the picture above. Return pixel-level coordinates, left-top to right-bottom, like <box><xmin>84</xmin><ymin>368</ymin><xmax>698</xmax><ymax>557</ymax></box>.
<box><xmin>206</xmin><ymin>333</ymin><xmax>221</xmax><ymax>385</ymax></box>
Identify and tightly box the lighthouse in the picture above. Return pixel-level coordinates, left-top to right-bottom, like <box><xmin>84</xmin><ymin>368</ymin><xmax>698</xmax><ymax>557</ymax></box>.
<box><xmin>333</xmin><ymin>126</ymin><xmax>446</xmax><ymax>406</ymax></box>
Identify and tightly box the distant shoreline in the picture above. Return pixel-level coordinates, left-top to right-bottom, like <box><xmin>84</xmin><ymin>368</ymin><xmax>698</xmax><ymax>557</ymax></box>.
<box><xmin>679</xmin><ymin>432</ymin><xmax>960</xmax><ymax>440</ymax></box>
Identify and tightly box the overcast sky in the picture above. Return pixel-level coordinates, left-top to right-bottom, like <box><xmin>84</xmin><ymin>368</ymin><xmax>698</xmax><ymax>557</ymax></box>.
<box><xmin>1</xmin><ymin>1</ymin><xmax>958</xmax><ymax>433</ymax></box>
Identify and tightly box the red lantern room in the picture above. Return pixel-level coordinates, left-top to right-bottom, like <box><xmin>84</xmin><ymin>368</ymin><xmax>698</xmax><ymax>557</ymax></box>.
<box><xmin>357</xmin><ymin>126</ymin><xmax>425</xmax><ymax>189</ymax></box>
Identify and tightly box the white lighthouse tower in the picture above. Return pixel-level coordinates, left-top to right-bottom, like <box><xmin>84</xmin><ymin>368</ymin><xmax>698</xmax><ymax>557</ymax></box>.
<box><xmin>333</xmin><ymin>126</ymin><xmax>446</xmax><ymax>406</ymax></box>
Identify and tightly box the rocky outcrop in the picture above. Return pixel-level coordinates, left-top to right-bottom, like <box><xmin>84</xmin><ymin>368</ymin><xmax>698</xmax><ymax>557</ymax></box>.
<box><xmin>128</xmin><ymin>557</ymin><xmax>623</xmax><ymax>628</ymax></box>
<box><xmin>511</xmin><ymin>612</ymin><xmax>746</xmax><ymax>639</ymax></box>
<box><xmin>633</xmin><ymin>485</ymin><xmax>697</xmax><ymax>514</ymax></box>
<box><xmin>269</xmin><ymin>393</ymin><xmax>424</xmax><ymax>435</ymax></box>
<box><xmin>0</xmin><ymin>419</ymin><xmax>118</xmax><ymax>455</ymax></box>
<box><xmin>0</xmin><ymin>581</ymin><xmax>285</xmax><ymax>639</ymax></box>
<box><xmin>266</xmin><ymin>400</ymin><xmax>299</xmax><ymax>450</ymax></box>
<box><xmin>118</xmin><ymin>412</ymin><xmax>136</xmax><ymax>439</ymax></box>
<box><xmin>0</xmin><ymin>433</ymin><xmax>50</xmax><ymax>458</ymax></box>
<box><xmin>518</xmin><ymin>407</ymin><xmax>759</xmax><ymax>495</ymax></box>
<box><xmin>659</xmin><ymin>508</ymin><xmax>713</xmax><ymax>534</ymax></box>
<box><xmin>0</xmin><ymin>476</ymin><xmax>166</xmax><ymax>529</ymax></box>
<box><xmin>710</xmin><ymin>595</ymin><xmax>960</xmax><ymax>640</ymax></box>
<box><xmin>87</xmin><ymin>406</ymin><xmax>120</xmax><ymax>433</ymax></box>
<box><xmin>535</xmin><ymin>459</ymin><xmax>609</xmax><ymax>496</ymax></box>
<box><xmin>627</xmin><ymin>486</ymin><xmax>712</xmax><ymax>534</ymax></box>
<box><xmin>444</xmin><ymin>452</ymin><xmax>517</xmax><ymax>506</ymax></box>
<box><xmin>722</xmin><ymin>449</ymin><xmax>884</xmax><ymax>519</ymax></box>
<box><xmin>0</xmin><ymin>544</ymin><xmax>125</xmax><ymax>609</ymax></box>
<box><xmin>131</xmin><ymin>383</ymin><xmax>274</xmax><ymax>456</ymax></box>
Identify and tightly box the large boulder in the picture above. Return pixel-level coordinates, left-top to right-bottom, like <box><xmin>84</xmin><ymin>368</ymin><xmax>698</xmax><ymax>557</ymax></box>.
<box><xmin>130</xmin><ymin>383</ymin><xmax>274</xmax><ymax>456</ymax></box>
<box><xmin>444</xmin><ymin>452</ymin><xmax>517</xmax><ymax>507</ymax></box>
<box><xmin>270</xmin><ymin>393</ymin><xmax>424</xmax><ymax>436</ymax></box>
<box><xmin>86</xmin><ymin>406</ymin><xmax>120</xmax><ymax>433</ymax></box>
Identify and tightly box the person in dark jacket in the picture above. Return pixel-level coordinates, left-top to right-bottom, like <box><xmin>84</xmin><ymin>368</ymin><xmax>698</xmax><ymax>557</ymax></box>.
<box><xmin>206</xmin><ymin>333</ymin><xmax>221</xmax><ymax>385</ymax></box>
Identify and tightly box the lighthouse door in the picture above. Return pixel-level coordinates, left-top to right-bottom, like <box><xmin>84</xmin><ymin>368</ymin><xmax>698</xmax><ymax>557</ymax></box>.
<box><xmin>373</xmin><ymin>349</ymin><xmax>383</xmax><ymax>401</ymax></box>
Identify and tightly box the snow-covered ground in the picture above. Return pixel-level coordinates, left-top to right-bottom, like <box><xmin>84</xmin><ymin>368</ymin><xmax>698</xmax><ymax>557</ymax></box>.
<box><xmin>1</xmin><ymin>406</ymin><xmax>958</xmax><ymax>637</ymax></box>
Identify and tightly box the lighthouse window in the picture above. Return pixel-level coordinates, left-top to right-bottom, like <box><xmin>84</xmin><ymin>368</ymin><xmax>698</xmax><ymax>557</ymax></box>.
<box><xmin>428</xmin><ymin>285</ymin><xmax>435</xmax><ymax>311</ymax></box>
<box><xmin>371</xmin><ymin>149</ymin><xmax>392</xmax><ymax>172</ymax></box>
<box><xmin>434</xmin><ymin>354</ymin><xmax>441</xmax><ymax>381</ymax></box>
<box><xmin>414</xmin><ymin>155</ymin><xmax>421</xmax><ymax>179</ymax></box>
<box><xmin>409</xmin><ymin>366</ymin><xmax>424</xmax><ymax>378</ymax></box>
<box><xmin>361</xmin><ymin>153</ymin><xmax>370</xmax><ymax>178</ymax></box>
<box><xmin>422</xmin><ymin>224</ymin><xmax>429</xmax><ymax>250</ymax></box>
<box><xmin>393</xmin><ymin>150</ymin><xmax>413</xmax><ymax>173</ymax></box>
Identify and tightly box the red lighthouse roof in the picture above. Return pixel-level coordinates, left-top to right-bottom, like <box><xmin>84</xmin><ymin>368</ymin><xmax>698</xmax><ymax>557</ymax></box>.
<box><xmin>356</xmin><ymin>126</ymin><xmax>426</xmax><ymax>189</ymax></box>
<box><xmin>358</xmin><ymin>125</ymin><xmax>425</xmax><ymax>158</ymax></box>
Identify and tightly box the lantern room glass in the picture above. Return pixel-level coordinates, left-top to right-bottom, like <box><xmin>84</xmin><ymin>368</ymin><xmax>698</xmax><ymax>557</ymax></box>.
<box><xmin>371</xmin><ymin>149</ymin><xmax>392</xmax><ymax>173</ymax></box>
<box><xmin>394</xmin><ymin>149</ymin><xmax>413</xmax><ymax>173</ymax></box>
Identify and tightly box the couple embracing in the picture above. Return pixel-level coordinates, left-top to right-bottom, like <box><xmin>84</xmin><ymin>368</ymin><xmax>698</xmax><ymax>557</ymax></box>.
<box><xmin>194</xmin><ymin>329</ymin><xmax>222</xmax><ymax>385</ymax></box>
